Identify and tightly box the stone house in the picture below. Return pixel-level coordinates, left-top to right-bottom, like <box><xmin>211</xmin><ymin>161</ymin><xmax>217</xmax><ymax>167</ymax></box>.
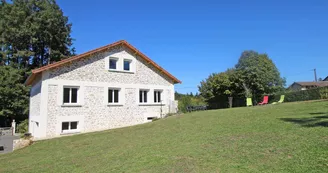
<box><xmin>25</xmin><ymin>40</ymin><xmax>181</xmax><ymax>139</ymax></box>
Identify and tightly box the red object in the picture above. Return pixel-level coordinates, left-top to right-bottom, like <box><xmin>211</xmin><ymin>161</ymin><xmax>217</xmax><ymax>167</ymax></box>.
<box><xmin>258</xmin><ymin>96</ymin><xmax>269</xmax><ymax>105</ymax></box>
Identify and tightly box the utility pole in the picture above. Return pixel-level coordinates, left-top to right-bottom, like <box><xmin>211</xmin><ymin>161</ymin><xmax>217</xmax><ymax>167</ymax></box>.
<box><xmin>313</xmin><ymin>68</ymin><xmax>317</xmax><ymax>82</ymax></box>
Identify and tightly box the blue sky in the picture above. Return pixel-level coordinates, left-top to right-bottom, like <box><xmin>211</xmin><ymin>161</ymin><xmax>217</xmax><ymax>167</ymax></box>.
<box><xmin>57</xmin><ymin>0</ymin><xmax>328</xmax><ymax>94</ymax></box>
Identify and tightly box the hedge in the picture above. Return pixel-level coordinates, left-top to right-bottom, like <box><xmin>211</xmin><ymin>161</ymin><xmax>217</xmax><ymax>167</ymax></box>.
<box><xmin>274</xmin><ymin>86</ymin><xmax>328</xmax><ymax>103</ymax></box>
<box><xmin>203</xmin><ymin>87</ymin><xmax>328</xmax><ymax>110</ymax></box>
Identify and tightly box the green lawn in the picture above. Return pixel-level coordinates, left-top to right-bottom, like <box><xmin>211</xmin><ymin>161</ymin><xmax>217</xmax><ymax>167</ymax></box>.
<box><xmin>1</xmin><ymin>101</ymin><xmax>328</xmax><ymax>173</ymax></box>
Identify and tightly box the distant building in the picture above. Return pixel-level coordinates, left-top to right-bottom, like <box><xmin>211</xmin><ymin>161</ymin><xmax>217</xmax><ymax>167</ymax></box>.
<box><xmin>288</xmin><ymin>81</ymin><xmax>328</xmax><ymax>91</ymax></box>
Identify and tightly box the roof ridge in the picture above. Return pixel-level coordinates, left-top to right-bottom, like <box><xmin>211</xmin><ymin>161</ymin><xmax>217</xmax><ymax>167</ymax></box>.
<box><xmin>26</xmin><ymin>40</ymin><xmax>181</xmax><ymax>85</ymax></box>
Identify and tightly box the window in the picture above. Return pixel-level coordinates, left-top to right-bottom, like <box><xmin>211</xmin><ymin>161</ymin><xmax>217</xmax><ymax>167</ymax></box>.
<box><xmin>123</xmin><ymin>59</ymin><xmax>131</xmax><ymax>71</ymax></box>
<box><xmin>154</xmin><ymin>90</ymin><xmax>162</xmax><ymax>103</ymax></box>
<box><xmin>109</xmin><ymin>58</ymin><xmax>118</xmax><ymax>70</ymax></box>
<box><xmin>139</xmin><ymin>90</ymin><xmax>148</xmax><ymax>103</ymax></box>
<box><xmin>108</xmin><ymin>89</ymin><xmax>119</xmax><ymax>103</ymax></box>
<box><xmin>61</xmin><ymin>121</ymin><xmax>78</xmax><ymax>133</ymax></box>
<box><xmin>63</xmin><ymin>87</ymin><xmax>79</xmax><ymax>104</ymax></box>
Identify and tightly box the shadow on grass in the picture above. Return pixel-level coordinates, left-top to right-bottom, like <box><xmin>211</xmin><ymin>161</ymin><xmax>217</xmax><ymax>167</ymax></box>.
<box><xmin>280</xmin><ymin>113</ymin><xmax>328</xmax><ymax>127</ymax></box>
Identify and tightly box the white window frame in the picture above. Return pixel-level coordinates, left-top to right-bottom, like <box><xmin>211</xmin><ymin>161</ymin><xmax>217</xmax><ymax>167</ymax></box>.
<box><xmin>108</xmin><ymin>88</ymin><xmax>120</xmax><ymax>104</ymax></box>
<box><xmin>123</xmin><ymin>59</ymin><xmax>132</xmax><ymax>71</ymax></box>
<box><xmin>154</xmin><ymin>90</ymin><xmax>163</xmax><ymax>103</ymax></box>
<box><xmin>63</xmin><ymin>86</ymin><xmax>80</xmax><ymax>105</ymax></box>
<box><xmin>139</xmin><ymin>89</ymin><xmax>149</xmax><ymax>104</ymax></box>
<box><xmin>105</xmin><ymin>56</ymin><xmax>135</xmax><ymax>73</ymax></box>
<box><xmin>61</xmin><ymin>121</ymin><xmax>79</xmax><ymax>134</ymax></box>
<box><xmin>109</xmin><ymin>57</ymin><xmax>119</xmax><ymax>70</ymax></box>
<box><xmin>105</xmin><ymin>87</ymin><xmax>124</xmax><ymax>106</ymax></box>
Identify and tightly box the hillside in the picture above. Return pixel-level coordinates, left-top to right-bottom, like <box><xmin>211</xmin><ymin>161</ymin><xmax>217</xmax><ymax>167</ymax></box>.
<box><xmin>1</xmin><ymin>101</ymin><xmax>328</xmax><ymax>172</ymax></box>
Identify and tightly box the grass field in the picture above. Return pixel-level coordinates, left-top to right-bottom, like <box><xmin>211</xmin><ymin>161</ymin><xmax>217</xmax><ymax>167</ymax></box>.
<box><xmin>1</xmin><ymin>101</ymin><xmax>328</xmax><ymax>172</ymax></box>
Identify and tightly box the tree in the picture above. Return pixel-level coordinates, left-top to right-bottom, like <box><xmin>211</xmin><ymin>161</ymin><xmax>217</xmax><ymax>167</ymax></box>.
<box><xmin>198</xmin><ymin>51</ymin><xmax>285</xmax><ymax>108</ymax></box>
<box><xmin>198</xmin><ymin>70</ymin><xmax>238</xmax><ymax>108</ymax></box>
<box><xmin>0</xmin><ymin>66</ymin><xmax>29</xmax><ymax>122</ymax></box>
<box><xmin>0</xmin><ymin>0</ymin><xmax>74</xmax><ymax>69</ymax></box>
<box><xmin>235</xmin><ymin>51</ymin><xmax>285</xmax><ymax>101</ymax></box>
<box><xmin>0</xmin><ymin>0</ymin><xmax>74</xmax><ymax>123</ymax></box>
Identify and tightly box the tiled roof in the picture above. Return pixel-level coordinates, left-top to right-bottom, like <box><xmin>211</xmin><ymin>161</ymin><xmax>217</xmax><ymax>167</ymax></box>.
<box><xmin>295</xmin><ymin>81</ymin><xmax>328</xmax><ymax>87</ymax></box>
<box><xmin>25</xmin><ymin>40</ymin><xmax>181</xmax><ymax>85</ymax></box>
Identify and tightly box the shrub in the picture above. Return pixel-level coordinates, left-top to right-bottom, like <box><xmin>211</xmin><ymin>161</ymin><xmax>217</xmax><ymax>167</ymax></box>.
<box><xmin>17</xmin><ymin>119</ymin><xmax>28</xmax><ymax>134</ymax></box>
<box><xmin>271</xmin><ymin>86</ymin><xmax>328</xmax><ymax>103</ymax></box>
<box><xmin>178</xmin><ymin>96</ymin><xmax>192</xmax><ymax>113</ymax></box>
<box><xmin>178</xmin><ymin>96</ymin><xmax>207</xmax><ymax>113</ymax></box>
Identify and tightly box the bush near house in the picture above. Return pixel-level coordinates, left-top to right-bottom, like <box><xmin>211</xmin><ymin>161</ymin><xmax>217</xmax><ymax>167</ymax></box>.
<box><xmin>17</xmin><ymin>119</ymin><xmax>28</xmax><ymax>134</ymax></box>
<box><xmin>177</xmin><ymin>95</ymin><xmax>207</xmax><ymax>113</ymax></box>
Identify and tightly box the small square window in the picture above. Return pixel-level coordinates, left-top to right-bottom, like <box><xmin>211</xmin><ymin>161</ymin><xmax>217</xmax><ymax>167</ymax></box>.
<box><xmin>108</xmin><ymin>88</ymin><xmax>120</xmax><ymax>103</ymax></box>
<box><xmin>70</xmin><ymin>122</ymin><xmax>78</xmax><ymax>130</ymax></box>
<box><xmin>124</xmin><ymin>60</ymin><xmax>131</xmax><ymax>71</ymax></box>
<box><xmin>63</xmin><ymin>86</ymin><xmax>79</xmax><ymax>104</ymax></box>
<box><xmin>61</xmin><ymin>121</ymin><xmax>78</xmax><ymax>133</ymax></box>
<box><xmin>62</xmin><ymin>122</ymin><xmax>69</xmax><ymax>131</ymax></box>
<box><xmin>109</xmin><ymin>58</ymin><xmax>118</xmax><ymax>70</ymax></box>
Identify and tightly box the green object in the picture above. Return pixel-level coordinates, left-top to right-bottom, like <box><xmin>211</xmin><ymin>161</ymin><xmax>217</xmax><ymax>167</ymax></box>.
<box><xmin>278</xmin><ymin>95</ymin><xmax>285</xmax><ymax>103</ymax></box>
<box><xmin>272</xmin><ymin>95</ymin><xmax>285</xmax><ymax>104</ymax></box>
<box><xmin>246</xmin><ymin>98</ymin><xmax>253</xmax><ymax>106</ymax></box>
<box><xmin>1</xmin><ymin>101</ymin><xmax>326</xmax><ymax>172</ymax></box>
<box><xmin>0</xmin><ymin>66</ymin><xmax>29</xmax><ymax>120</ymax></box>
<box><xmin>282</xmin><ymin>86</ymin><xmax>328</xmax><ymax>102</ymax></box>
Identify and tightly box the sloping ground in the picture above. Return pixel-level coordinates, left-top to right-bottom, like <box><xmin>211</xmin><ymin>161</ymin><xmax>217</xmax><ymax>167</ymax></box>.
<box><xmin>1</xmin><ymin>101</ymin><xmax>328</xmax><ymax>172</ymax></box>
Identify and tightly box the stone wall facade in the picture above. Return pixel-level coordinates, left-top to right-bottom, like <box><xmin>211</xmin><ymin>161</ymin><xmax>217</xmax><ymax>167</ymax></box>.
<box><xmin>48</xmin><ymin>45</ymin><xmax>173</xmax><ymax>86</ymax></box>
<box><xmin>31</xmin><ymin>44</ymin><xmax>177</xmax><ymax>139</ymax></box>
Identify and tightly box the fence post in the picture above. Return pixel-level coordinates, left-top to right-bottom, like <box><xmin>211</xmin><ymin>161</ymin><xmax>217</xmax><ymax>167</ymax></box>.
<box><xmin>11</xmin><ymin>119</ymin><xmax>16</xmax><ymax>135</ymax></box>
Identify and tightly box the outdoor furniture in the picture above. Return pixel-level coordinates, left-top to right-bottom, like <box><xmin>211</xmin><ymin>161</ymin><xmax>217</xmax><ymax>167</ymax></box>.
<box><xmin>272</xmin><ymin>95</ymin><xmax>285</xmax><ymax>104</ymax></box>
<box><xmin>258</xmin><ymin>96</ymin><xmax>269</xmax><ymax>105</ymax></box>
<box><xmin>186</xmin><ymin>105</ymin><xmax>207</xmax><ymax>112</ymax></box>
<box><xmin>246</xmin><ymin>98</ymin><xmax>253</xmax><ymax>106</ymax></box>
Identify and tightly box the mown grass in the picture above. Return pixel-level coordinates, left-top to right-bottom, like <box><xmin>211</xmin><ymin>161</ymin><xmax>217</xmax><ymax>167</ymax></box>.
<box><xmin>1</xmin><ymin>101</ymin><xmax>328</xmax><ymax>172</ymax></box>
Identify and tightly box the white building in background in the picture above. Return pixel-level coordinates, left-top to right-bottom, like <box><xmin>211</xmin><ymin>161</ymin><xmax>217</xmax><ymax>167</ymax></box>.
<box><xmin>25</xmin><ymin>40</ymin><xmax>181</xmax><ymax>139</ymax></box>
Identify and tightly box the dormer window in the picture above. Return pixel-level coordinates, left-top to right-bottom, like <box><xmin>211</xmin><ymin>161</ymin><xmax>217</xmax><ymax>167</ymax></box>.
<box><xmin>124</xmin><ymin>59</ymin><xmax>131</xmax><ymax>71</ymax></box>
<box><xmin>109</xmin><ymin>58</ymin><xmax>118</xmax><ymax>70</ymax></box>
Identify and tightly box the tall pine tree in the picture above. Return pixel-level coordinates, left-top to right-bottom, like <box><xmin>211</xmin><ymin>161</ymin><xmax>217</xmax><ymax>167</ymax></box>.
<box><xmin>0</xmin><ymin>0</ymin><xmax>74</xmax><ymax>123</ymax></box>
<box><xmin>0</xmin><ymin>0</ymin><xmax>75</xmax><ymax>69</ymax></box>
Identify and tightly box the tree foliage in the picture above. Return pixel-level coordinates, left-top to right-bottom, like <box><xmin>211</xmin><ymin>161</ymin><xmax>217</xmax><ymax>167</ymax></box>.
<box><xmin>0</xmin><ymin>0</ymin><xmax>74</xmax><ymax>69</ymax></box>
<box><xmin>175</xmin><ymin>91</ymin><xmax>206</xmax><ymax>113</ymax></box>
<box><xmin>0</xmin><ymin>66</ymin><xmax>29</xmax><ymax>121</ymax></box>
<box><xmin>235</xmin><ymin>51</ymin><xmax>285</xmax><ymax>100</ymax></box>
<box><xmin>198</xmin><ymin>69</ymin><xmax>243</xmax><ymax>108</ymax></box>
<box><xmin>199</xmin><ymin>50</ymin><xmax>285</xmax><ymax>108</ymax></box>
<box><xmin>0</xmin><ymin>0</ymin><xmax>74</xmax><ymax>122</ymax></box>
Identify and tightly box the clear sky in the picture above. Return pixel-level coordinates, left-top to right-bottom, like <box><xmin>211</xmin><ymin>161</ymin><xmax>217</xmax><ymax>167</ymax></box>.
<box><xmin>57</xmin><ymin>0</ymin><xmax>328</xmax><ymax>94</ymax></box>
